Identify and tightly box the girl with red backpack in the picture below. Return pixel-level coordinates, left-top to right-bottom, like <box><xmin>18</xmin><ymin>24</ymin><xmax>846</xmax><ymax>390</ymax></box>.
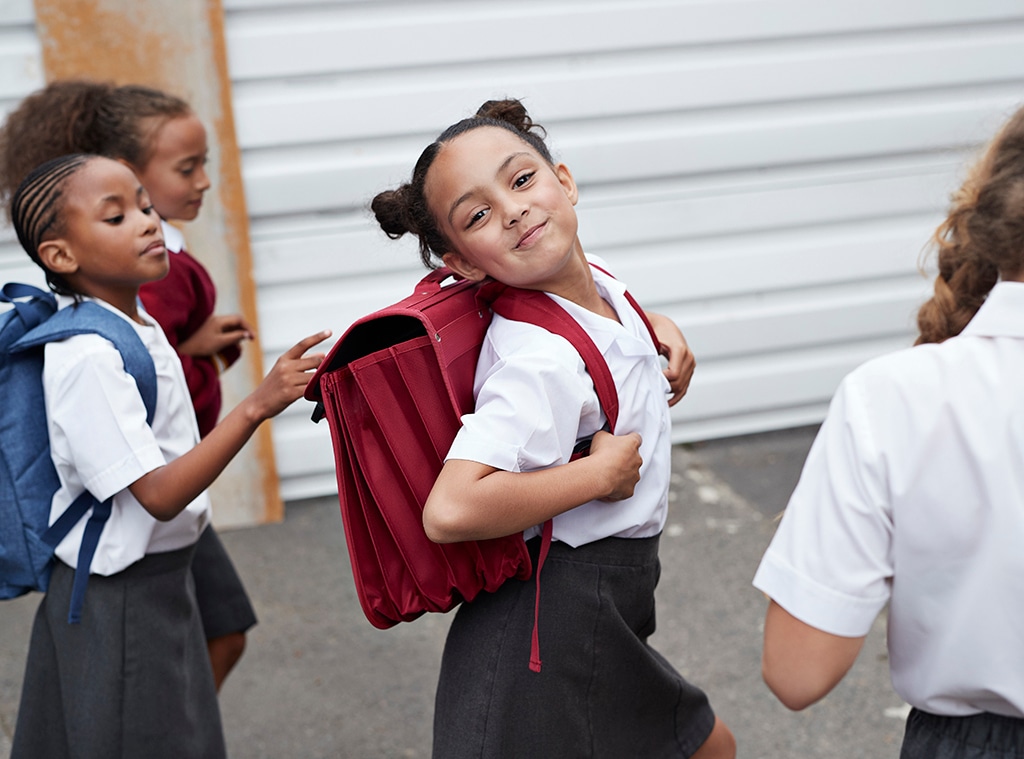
<box><xmin>371</xmin><ymin>99</ymin><xmax>735</xmax><ymax>759</ymax></box>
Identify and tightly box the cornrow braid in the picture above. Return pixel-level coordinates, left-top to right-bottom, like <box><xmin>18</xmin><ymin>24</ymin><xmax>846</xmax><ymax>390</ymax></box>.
<box><xmin>11</xmin><ymin>153</ymin><xmax>93</xmax><ymax>295</ymax></box>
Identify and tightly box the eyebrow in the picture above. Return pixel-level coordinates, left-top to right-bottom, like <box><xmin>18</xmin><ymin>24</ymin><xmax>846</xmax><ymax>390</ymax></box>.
<box><xmin>98</xmin><ymin>186</ymin><xmax>145</xmax><ymax>206</ymax></box>
<box><xmin>447</xmin><ymin>151</ymin><xmax>530</xmax><ymax>226</ymax></box>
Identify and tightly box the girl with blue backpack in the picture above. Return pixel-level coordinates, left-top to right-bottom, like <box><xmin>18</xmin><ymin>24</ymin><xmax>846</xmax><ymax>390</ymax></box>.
<box><xmin>0</xmin><ymin>79</ymin><xmax>260</xmax><ymax>692</ymax></box>
<box><xmin>7</xmin><ymin>153</ymin><xmax>328</xmax><ymax>759</ymax></box>
<box><xmin>371</xmin><ymin>98</ymin><xmax>734</xmax><ymax>758</ymax></box>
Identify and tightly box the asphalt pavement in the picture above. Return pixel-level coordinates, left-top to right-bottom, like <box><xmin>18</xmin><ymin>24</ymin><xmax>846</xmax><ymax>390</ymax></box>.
<box><xmin>0</xmin><ymin>425</ymin><xmax>908</xmax><ymax>758</ymax></box>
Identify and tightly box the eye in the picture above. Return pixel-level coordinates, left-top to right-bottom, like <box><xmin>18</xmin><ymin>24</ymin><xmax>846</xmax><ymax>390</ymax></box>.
<box><xmin>142</xmin><ymin>205</ymin><xmax>155</xmax><ymax>215</ymax></box>
<box><xmin>466</xmin><ymin>208</ymin><xmax>488</xmax><ymax>229</ymax></box>
<box><xmin>103</xmin><ymin>214</ymin><xmax>124</xmax><ymax>225</ymax></box>
<box><xmin>513</xmin><ymin>171</ymin><xmax>534</xmax><ymax>188</ymax></box>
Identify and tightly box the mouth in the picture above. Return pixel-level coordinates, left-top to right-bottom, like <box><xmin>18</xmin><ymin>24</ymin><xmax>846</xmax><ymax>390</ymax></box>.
<box><xmin>142</xmin><ymin>240</ymin><xmax>167</xmax><ymax>257</ymax></box>
<box><xmin>515</xmin><ymin>222</ymin><xmax>546</xmax><ymax>249</ymax></box>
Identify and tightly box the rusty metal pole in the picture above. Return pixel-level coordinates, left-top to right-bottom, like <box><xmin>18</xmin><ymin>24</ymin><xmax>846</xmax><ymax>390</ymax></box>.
<box><xmin>33</xmin><ymin>0</ymin><xmax>283</xmax><ymax>526</ymax></box>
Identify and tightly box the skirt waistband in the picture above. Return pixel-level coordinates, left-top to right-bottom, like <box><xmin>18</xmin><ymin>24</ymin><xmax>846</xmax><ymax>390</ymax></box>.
<box><xmin>528</xmin><ymin>532</ymin><xmax>661</xmax><ymax>567</ymax></box>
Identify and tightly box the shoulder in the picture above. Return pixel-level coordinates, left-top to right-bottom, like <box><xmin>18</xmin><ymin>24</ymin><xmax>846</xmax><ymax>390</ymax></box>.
<box><xmin>486</xmin><ymin>313</ymin><xmax>585</xmax><ymax>370</ymax></box>
<box><xmin>839</xmin><ymin>339</ymin><xmax>968</xmax><ymax>406</ymax></box>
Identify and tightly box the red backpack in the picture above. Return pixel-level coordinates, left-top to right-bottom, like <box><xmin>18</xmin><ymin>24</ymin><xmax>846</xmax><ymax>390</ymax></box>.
<box><xmin>304</xmin><ymin>266</ymin><xmax>657</xmax><ymax>671</ymax></box>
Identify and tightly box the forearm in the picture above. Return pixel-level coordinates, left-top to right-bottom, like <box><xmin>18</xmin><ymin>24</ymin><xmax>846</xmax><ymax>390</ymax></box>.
<box><xmin>424</xmin><ymin>456</ymin><xmax>619</xmax><ymax>543</ymax></box>
<box><xmin>128</xmin><ymin>398</ymin><xmax>263</xmax><ymax>520</ymax></box>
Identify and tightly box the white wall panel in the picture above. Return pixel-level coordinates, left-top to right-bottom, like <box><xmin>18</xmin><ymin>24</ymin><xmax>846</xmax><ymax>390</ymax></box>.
<box><xmin>0</xmin><ymin>4</ymin><xmax>48</xmax><ymax>291</ymax></box>
<box><xmin>224</xmin><ymin>0</ymin><xmax>1024</xmax><ymax>500</ymax></box>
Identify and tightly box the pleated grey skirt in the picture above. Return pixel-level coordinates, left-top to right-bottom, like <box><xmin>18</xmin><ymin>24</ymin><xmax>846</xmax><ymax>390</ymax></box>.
<box><xmin>433</xmin><ymin>533</ymin><xmax>716</xmax><ymax>759</ymax></box>
<box><xmin>12</xmin><ymin>543</ymin><xmax>225</xmax><ymax>759</ymax></box>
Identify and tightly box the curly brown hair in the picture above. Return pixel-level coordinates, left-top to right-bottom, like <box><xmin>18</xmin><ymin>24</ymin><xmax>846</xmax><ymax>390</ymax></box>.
<box><xmin>0</xmin><ymin>79</ymin><xmax>190</xmax><ymax>219</ymax></box>
<box><xmin>370</xmin><ymin>99</ymin><xmax>551</xmax><ymax>269</ymax></box>
<box><xmin>916</xmin><ymin>105</ymin><xmax>1024</xmax><ymax>344</ymax></box>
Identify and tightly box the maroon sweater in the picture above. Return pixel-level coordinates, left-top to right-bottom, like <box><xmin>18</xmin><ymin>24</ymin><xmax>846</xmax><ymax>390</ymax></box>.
<box><xmin>139</xmin><ymin>246</ymin><xmax>240</xmax><ymax>437</ymax></box>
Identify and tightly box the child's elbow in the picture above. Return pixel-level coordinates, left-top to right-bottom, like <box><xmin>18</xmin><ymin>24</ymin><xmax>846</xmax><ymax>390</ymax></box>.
<box><xmin>761</xmin><ymin>660</ymin><xmax>823</xmax><ymax>712</ymax></box>
<box><xmin>128</xmin><ymin>473</ymin><xmax>180</xmax><ymax>522</ymax></box>
<box><xmin>422</xmin><ymin>501</ymin><xmax>467</xmax><ymax>544</ymax></box>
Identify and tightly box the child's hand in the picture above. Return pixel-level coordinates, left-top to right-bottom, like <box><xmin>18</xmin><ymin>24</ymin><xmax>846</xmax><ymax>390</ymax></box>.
<box><xmin>178</xmin><ymin>313</ymin><xmax>255</xmax><ymax>358</ymax></box>
<box><xmin>245</xmin><ymin>330</ymin><xmax>331</xmax><ymax>421</ymax></box>
<box><xmin>589</xmin><ymin>430</ymin><xmax>643</xmax><ymax>501</ymax></box>
<box><xmin>645</xmin><ymin>311</ymin><xmax>695</xmax><ymax>407</ymax></box>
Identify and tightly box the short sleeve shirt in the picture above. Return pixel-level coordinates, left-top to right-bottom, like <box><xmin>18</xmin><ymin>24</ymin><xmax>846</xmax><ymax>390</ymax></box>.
<box><xmin>44</xmin><ymin>296</ymin><xmax>210</xmax><ymax>576</ymax></box>
<box><xmin>753</xmin><ymin>281</ymin><xmax>1024</xmax><ymax>718</ymax></box>
<box><xmin>446</xmin><ymin>258</ymin><xmax>673</xmax><ymax>547</ymax></box>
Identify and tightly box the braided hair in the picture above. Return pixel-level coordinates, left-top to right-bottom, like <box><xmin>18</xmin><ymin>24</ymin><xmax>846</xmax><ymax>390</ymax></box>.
<box><xmin>11</xmin><ymin>153</ymin><xmax>94</xmax><ymax>295</ymax></box>
<box><xmin>916</xmin><ymin>105</ymin><xmax>1024</xmax><ymax>344</ymax></box>
<box><xmin>371</xmin><ymin>99</ymin><xmax>552</xmax><ymax>269</ymax></box>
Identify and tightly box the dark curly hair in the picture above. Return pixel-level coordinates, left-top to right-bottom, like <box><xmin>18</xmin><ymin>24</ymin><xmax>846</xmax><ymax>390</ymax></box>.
<box><xmin>916</xmin><ymin>104</ymin><xmax>1024</xmax><ymax>344</ymax></box>
<box><xmin>370</xmin><ymin>99</ymin><xmax>552</xmax><ymax>269</ymax></box>
<box><xmin>0</xmin><ymin>79</ymin><xmax>190</xmax><ymax>219</ymax></box>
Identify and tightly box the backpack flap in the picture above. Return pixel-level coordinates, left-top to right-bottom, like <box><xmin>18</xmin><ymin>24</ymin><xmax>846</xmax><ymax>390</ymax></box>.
<box><xmin>305</xmin><ymin>268</ymin><xmax>492</xmax><ymax>423</ymax></box>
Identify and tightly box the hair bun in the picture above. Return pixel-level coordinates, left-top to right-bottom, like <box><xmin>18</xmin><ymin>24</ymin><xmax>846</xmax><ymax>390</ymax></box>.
<box><xmin>475</xmin><ymin>99</ymin><xmax>541</xmax><ymax>137</ymax></box>
<box><xmin>371</xmin><ymin>186</ymin><xmax>415</xmax><ymax>240</ymax></box>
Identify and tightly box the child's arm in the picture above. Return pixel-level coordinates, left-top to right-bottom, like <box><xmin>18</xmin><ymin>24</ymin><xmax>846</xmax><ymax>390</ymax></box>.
<box><xmin>128</xmin><ymin>329</ymin><xmax>330</xmax><ymax>520</ymax></box>
<box><xmin>761</xmin><ymin>599</ymin><xmax>866</xmax><ymax>710</ymax></box>
<box><xmin>645</xmin><ymin>310</ymin><xmax>695</xmax><ymax>407</ymax></box>
<box><xmin>423</xmin><ymin>430</ymin><xmax>643</xmax><ymax>543</ymax></box>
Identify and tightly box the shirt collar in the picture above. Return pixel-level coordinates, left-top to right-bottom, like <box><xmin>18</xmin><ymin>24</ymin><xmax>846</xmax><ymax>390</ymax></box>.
<box><xmin>961</xmin><ymin>281</ymin><xmax>1024</xmax><ymax>339</ymax></box>
<box><xmin>545</xmin><ymin>257</ymin><xmax>653</xmax><ymax>358</ymax></box>
<box><xmin>161</xmin><ymin>219</ymin><xmax>185</xmax><ymax>254</ymax></box>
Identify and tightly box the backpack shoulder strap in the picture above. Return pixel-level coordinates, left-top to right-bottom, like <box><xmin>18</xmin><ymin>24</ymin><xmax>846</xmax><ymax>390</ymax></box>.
<box><xmin>489</xmin><ymin>288</ymin><xmax>619</xmax><ymax>433</ymax></box>
<box><xmin>13</xmin><ymin>300</ymin><xmax>157</xmax><ymax>424</ymax></box>
<box><xmin>5</xmin><ymin>295</ymin><xmax>158</xmax><ymax>624</ymax></box>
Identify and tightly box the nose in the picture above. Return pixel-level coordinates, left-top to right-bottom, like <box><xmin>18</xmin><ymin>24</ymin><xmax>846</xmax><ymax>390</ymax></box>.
<box><xmin>195</xmin><ymin>163</ymin><xmax>211</xmax><ymax>192</ymax></box>
<box><xmin>502</xmin><ymin>198</ymin><xmax>528</xmax><ymax>227</ymax></box>
<box><xmin>140</xmin><ymin>207</ymin><xmax>160</xmax><ymax>235</ymax></box>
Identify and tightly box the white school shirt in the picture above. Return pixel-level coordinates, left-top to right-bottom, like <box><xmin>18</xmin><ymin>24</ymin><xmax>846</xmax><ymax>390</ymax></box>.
<box><xmin>44</xmin><ymin>295</ymin><xmax>210</xmax><ymax>576</ymax></box>
<box><xmin>753</xmin><ymin>281</ymin><xmax>1024</xmax><ymax>718</ymax></box>
<box><xmin>446</xmin><ymin>258</ymin><xmax>673</xmax><ymax>547</ymax></box>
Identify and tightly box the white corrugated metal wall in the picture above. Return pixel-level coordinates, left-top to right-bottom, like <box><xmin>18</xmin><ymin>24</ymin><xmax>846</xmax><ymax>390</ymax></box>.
<box><xmin>0</xmin><ymin>1</ymin><xmax>45</xmax><ymax>284</ymax></box>
<box><xmin>224</xmin><ymin>0</ymin><xmax>1024</xmax><ymax>500</ymax></box>
<box><xmin>4</xmin><ymin>2</ymin><xmax>1023</xmax><ymax>502</ymax></box>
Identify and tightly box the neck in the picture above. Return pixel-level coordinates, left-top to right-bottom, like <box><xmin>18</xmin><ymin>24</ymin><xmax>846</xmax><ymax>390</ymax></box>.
<box><xmin>540</xmin><ymin>243</ymin><xmax>618</xmax><ymax>320</ymax></box>
<box><xmin>71</xmin><ymin>286</ymin><xmax>143</xmax><ymax>324</ymax></box>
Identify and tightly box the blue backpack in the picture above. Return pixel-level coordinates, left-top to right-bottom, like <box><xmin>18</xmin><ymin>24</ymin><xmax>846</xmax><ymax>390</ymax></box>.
<box><xmin>0</xmin><ymin>283</ymin><xmax>156</xmax><ymax>623</ymax></box>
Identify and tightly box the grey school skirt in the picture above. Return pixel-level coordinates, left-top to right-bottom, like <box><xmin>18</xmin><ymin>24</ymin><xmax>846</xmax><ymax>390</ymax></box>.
<box><xmin>191</xmin><ymin>525</ymin><xmax>258</xmax><ymax>640</ymax></box>
<box><xmin>433</xmin><ymin>533</ymin><xmax>716</xmax><ymax>759</ymax></box>
<box><xmin>12</xmin><ymin>544</ymin><xmax>225</xmax><ymax>759</ymax></box>
<box><xmin>901</xmin><ymin>709</ymin><xmax>1024</xmax><ymax>758</ymax></box>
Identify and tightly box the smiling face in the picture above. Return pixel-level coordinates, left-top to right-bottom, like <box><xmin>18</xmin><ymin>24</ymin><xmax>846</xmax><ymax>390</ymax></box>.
<box><xmin>424</xmin><ymin>126</ymin><xmax>586</xmax><ymax>295</ymax></box>
<box><xmin>134</xmin><ymin>112</ymin><xmax>210</xmax><ymax>222</ymax></box>
<box><xmin>39</xmin><ymin>157</ymin><xmax>167</xmax><ymax>314</ymax></box>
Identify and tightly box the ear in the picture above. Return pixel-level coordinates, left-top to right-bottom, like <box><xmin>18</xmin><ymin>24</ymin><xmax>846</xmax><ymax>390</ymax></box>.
<box><xmin>554</xmin><ymin>163</ymin><xmax>579</xmax><ymax>206</ymax></box>
<box><xmin>441</xmin><ymin>251</ymin><xmax>486</xmax><ymax>282</ymax></box>
<box><xmin>37</xmin><ymin>239</ymin><xmax>79</xmax><ymax>276</ymax></box>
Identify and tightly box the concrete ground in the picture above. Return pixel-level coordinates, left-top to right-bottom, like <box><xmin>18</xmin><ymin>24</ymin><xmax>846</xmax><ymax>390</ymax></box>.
<box><xmin>0</xmin><ymin>426</ymin><xmax>908</xmax><ymax>758</ymax></box>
